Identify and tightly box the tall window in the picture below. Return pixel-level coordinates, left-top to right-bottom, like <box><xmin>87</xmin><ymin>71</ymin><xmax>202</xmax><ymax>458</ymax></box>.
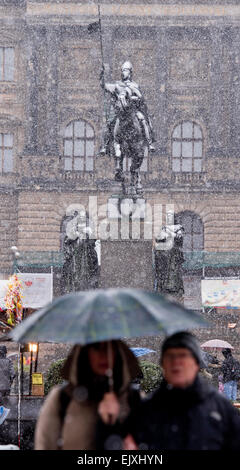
<box><xmin>0</xmin><ymin>47</ymin><xmax>14</xmax><ymax>81</ymax></box>
<box><xmin>175</xmin><ymin>211</ymin><xmax>204</xmax><ymax>252</ymax></box>
<box><xmin>0</xmin><ymin>133</ymin><xmax>14</xmax><ymax>173</ymax></box>
<box><xmin>64</xmin><ymin>120</ymin><xmax>94</xmax><ymax>172</ymax></box>
<box><xmin>172</xmin><ymin>121</ymin><xmax>203</xmax><ymax>173</ymax></box>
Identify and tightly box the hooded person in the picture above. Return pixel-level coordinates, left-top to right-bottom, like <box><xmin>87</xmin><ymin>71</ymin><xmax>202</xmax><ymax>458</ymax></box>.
<box><xmin>0</xmin><ymin>345</ymin><xmax>15</xmax><ymax>400</ymax></box>
<box><xmin>221</xmin><ymin>348</ymin><xmax>240</xmax><ymax>401</ymax></box>
<box><xmin>34</xmin><ymin>340</ymin><xmax>141</xmax><ymax>450</ymax></box>
<box><xmin>124</xmin><ymin>331</ymin><xmax>240</xmax><ymax>450</ymax></box>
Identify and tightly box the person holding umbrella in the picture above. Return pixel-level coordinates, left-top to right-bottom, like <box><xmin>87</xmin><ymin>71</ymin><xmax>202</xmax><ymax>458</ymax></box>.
<box><xmin>34</xmin><ymin>340</ymin><xmax>141</xmax><ymax>450</ymax></box>
<box><xmin>124</xmin><ymin>332</ymin><xmax>240</xmax><ymax>450</ymax></box>
<box><xmin>201</xmin><ymin>339</ymin><xmax>235</xmax><ymax>394</ymax></box>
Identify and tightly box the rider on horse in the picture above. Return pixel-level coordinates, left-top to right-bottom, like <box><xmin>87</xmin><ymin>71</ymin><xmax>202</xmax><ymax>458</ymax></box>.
<box><xmin>100</xmin><ymin>61</ymin><xmax>155</xmax><ymax>156</ymax></box>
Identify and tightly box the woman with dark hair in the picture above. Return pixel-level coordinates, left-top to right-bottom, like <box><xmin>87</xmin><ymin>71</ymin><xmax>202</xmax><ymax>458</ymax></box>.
<box><xmin>34</xmin><ymin>341</ymin><xmax>141</xmax><ymax>450</ymax></box>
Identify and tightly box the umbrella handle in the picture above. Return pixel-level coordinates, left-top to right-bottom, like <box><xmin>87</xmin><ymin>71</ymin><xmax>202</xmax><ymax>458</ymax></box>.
<box><xmin>97</xmin><ymin>392</ymin><xmax>120</xmax><ymax>425</ymax></box>
<box><xmin>107</xmin><ymin>341</ymin><xmax>114</xmax><ymax>392</ymax></box>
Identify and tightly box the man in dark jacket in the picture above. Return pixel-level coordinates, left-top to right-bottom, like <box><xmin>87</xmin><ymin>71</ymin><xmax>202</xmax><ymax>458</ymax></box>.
<box><xmin>221</xmin><ymin>348</ymin><xmax>240</xmax><ymax>401</ymax></box>
<box><xmin>125</xmin><ymin>332</ymin><xmax>240</xmax><ymax>450</ymax></box>
<box><xmin>0</xmin><ymin>345</ymin><xmax>15</xmax><ymax>400</ymax></box>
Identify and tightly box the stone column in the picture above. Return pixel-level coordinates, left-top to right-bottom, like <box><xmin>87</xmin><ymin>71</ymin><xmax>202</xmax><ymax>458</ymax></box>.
<box><xmin>230</xmin><ymin>29</ymin><xmax>240</xmax><ymax>151</ymax></box>
<box><xmin>23</xmin><ymin>27</ymin><xmax>39</xmax><ymax>155</ymax></box>
<box><xmin>42</xmin><ymin>28</ymin><xmax>59</xmax><ymax>155</ymax></box>
<box><xmin>209</xmin><ymin>28</ymin><xmax>224</xmax><ymax>153</ymax></box>
<box><xmin>156</xmin><ymin>28</ymin><xmax>168</xmax><ymax>154</ymax></box>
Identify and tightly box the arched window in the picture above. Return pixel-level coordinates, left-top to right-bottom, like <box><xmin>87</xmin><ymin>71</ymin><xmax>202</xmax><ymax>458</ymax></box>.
<box><xmin>175</xmin><ymin>211</ymin><xmax>204</xmax><ymax>252</ymax></box>
<box><xmin>172</xmin><ymin>121</ymin><xmax>203</xmax><ymax>173</ymax></box>
<box><xmin>0</xmin><ymin>132</ymin><xmax>14</xmax><ymax>172</ymax></box>
<box><xmin>64</xmin><ymin>120</ymin><xmax>94</xmax><ymax>172</ymax></box>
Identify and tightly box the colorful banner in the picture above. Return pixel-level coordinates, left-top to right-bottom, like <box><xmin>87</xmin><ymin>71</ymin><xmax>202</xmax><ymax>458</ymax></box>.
<box><xmin>0</xmin><ymin>273</ymin><xmax>53</xmax><ymax>309</ymax></box>
<box><xmin>201</xmin><ymin>279</ymin><xmax>240</xmax><ymax>307</ymax></box>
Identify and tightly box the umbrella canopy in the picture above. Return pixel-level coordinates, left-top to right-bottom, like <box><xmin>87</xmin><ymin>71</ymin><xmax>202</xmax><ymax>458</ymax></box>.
<box><xmin>9</xmin><ymin>288</ymin><xmax>209</xmax><ymax>345</ymax></box>
<box><xmin>201</xmin><ymin>339</ymin><xmax>234</xmax><ymax>350</ymax></box>
<box><xmin>130</xmin><ymin>347</ymin><xmax>155</xmax><ymax>357</ymax></box>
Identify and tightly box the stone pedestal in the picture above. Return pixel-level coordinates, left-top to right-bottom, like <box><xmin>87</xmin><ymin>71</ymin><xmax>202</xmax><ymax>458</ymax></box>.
<box><xmin>99</xmin><ymin>240</ymin><xmax>153</xmax><ymax>290</ymax></box>
<box><xmin>99</xmin><ymin>240</ymin><xmax>160</xmax><ymax>356</ymax></box>
<box><xmin>108</xmin><ymin>196</ymin><xmax>146</xmax><ymax>219</ymax></box>
<box><xmin>99</xmin><ymin>196</ymin><xmax>155</xmax><ymax>349</ymax></box>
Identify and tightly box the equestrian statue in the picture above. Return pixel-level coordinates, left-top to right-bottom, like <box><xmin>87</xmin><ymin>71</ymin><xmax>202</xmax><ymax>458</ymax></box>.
<box><xmin>100</xmin><ymin>61</ymin><xmax>155</xmax><ymax>196</ymax></box>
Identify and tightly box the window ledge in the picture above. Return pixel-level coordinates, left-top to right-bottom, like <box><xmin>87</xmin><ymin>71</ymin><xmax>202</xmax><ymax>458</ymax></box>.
<box><xmin>60</xmin><ymin>170</ymin><xmax>94</xmax><ymax>180</ymax></box>
<box><xmin>172</xmin><ymin>172</ymin><xmax>206</xmax><ymax>185</ymax></box>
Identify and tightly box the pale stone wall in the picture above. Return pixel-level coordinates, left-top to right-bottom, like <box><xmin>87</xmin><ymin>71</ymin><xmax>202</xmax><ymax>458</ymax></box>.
<box><xmin>14</xmin><ymin>190</ymin><xmax>240</xmax><ymax>252</ymax></box>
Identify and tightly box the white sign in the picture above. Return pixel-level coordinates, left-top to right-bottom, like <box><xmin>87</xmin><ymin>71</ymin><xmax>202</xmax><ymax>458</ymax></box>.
<box><xmin>0</xmin><ymin>280</ymin><xmax>7</xmax><ymax>309</ymax></box>
<box><xmin>0</xmin><ymin>273</ymin><xmax>53</xmax><ymax>309</ymax></box>
<box><xmin>18</xmin><ymin>273</ymin><xmax>53</xmax><ymax>308</ymax></box>
<box><xmin>201</xmin><ymin>279</ymin><xmax>240</xmax><ymax>307</ymax></box>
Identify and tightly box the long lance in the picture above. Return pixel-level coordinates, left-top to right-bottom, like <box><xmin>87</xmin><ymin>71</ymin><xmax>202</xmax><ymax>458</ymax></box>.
<box><xmin>97</xmin><ymin>1</ymin><xmax>108</xmax><ymax>133</ymax></box>
<box><xmin>97</xmin><ymin>1</ymin><xmax>105</xmax><ymax>83</ymax></box>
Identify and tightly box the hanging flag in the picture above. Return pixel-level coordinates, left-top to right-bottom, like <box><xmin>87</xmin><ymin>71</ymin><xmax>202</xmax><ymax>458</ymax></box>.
<box><xmin>87</xmin><ymin>21</ymin><xmax>100</xmax><ymax>34</ymax></box>
<box><xmin>0</xmin><ymin>406</ymin><xmax>10</xmax><ymax>425</ymax></box>
<box><xmin>130</xmin><ymin>347</ymin><xmax>156</xmax><ymax>358</ymax></box>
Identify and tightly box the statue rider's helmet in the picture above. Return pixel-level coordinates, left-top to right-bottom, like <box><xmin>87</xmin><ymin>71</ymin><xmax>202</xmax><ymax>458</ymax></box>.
<box><xmin>121</xmin><ymin>61</ymin><xmax>133</xmax><ymax>79</ymax></box>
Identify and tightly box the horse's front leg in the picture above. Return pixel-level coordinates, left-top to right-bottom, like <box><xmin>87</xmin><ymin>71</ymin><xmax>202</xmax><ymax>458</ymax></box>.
<box><xmin>136</xmin><ymin>170</ymin><xmax>143</xmax><ymax>195</ymax></box>
<box><xmin>129</xmin><ymin>157</ymin><xmax>138</xmax><ymax>196</ymax></box>
<box><xmin>113</xmin><ymin>142</ymin><xmax>124</xmax><ymax>182</ymax></box>
<box><xmin>113</xmin><ymin>119</ymin><xmax>124</xmax><ymax>182</ymax></box>
<box><xmin>130</xmin><ymin>141</ymin><xmax>145</xmax><ymax>196</ymax></box>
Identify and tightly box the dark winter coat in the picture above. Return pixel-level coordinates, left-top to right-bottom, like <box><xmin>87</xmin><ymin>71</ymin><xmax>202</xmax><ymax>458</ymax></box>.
<box><xmin>0</xmin><ymin>347</ymin><xmax>15</xmax><ymax>393</ymax></box>
<box><xmin>221</xmin><ymin>355</ymin><xmax>240</xmax><ymax>383</ymax></box>
<box><xmin>129</xmin><ymin>375</ymin><xmax>240</xmax><ymax>450</ymax></box>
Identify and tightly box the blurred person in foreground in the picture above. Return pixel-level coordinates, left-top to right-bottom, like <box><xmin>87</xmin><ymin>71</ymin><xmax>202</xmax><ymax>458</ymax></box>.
<box><xmin>34</xmin><ymin>340</ymin><xmax>141</xmax><ymax>450</ymax></box>
<box><xmin>124</xmin><ymin>332</ymin><xmax>240</xmax><ymax>450</ymax></box>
